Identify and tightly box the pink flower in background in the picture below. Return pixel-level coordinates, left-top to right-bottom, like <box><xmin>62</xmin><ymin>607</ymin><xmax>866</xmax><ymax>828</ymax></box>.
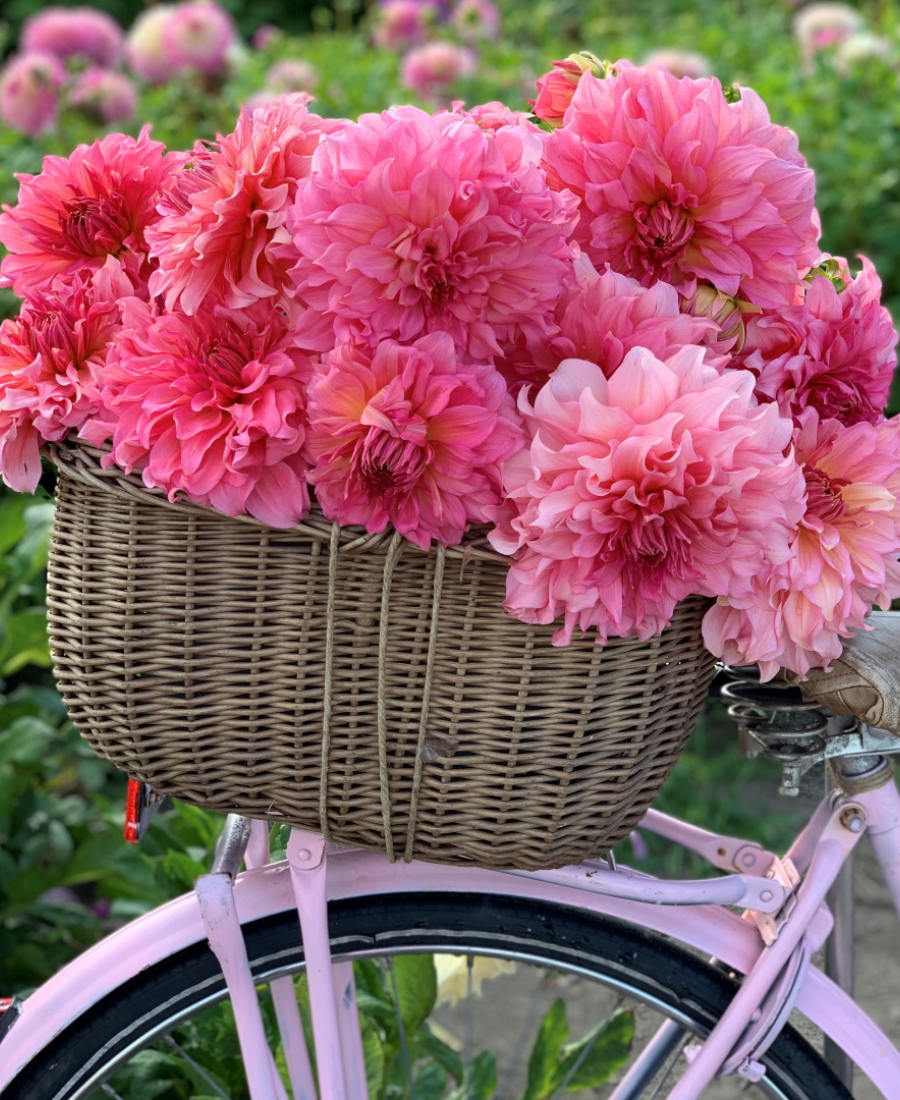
<box><xmin>489</xmin><ymin>348</ymin><xmax>804</xmax><ymax>645</ymax></box>
<box><xmin>266</xmin><ymin>58</ymin><xmax>318</xmax><ymax>93</ymax></box>
<box><xmin>794</xmin><ymin>3</ymin><xmax>863</xmax><ymax>61</ymax></box>
<box><xmin>252</xmin><ymin>24</ymin><xmax>278</xmax><ymax>50</ymax></box>
<box><xmin>288</xmin><ymin>106</ymin><xmax>579</xmax><ymax>361</ymax></box>
<box><xmin>70</xmin><ymin>69</ymin><xmax>138</xmax><ymax>124</ymax></box>
<box><xmin>164</xmin><ymin>1</ymin><xmax>235</xmax><ymax>75</ymax></box>
<box><xmin>0</xmin><ymin>260</ymin><xmax>131</xmax><ymax>492</ymax></box>
<box><xmin>703</xmin><ymin>409</ymin><xmax>900</xmax><ymax>678</ymax></box>
<box><xmin>126</xmin><ymin>6</ymin><xmax>178</xmax><ymax>84</ymax></box>
<box><xmin>530</xmin><ymin>53</ymin><xmax>606</xmax><ymax>128</ymax></box>
<box><xmin>306</xmin><ymin>332</ymin><xmax>522</xmax><ymax>549</ymax></box>
<box><xmin>0</xmin><ymin>53</ymin><xmax>65</xmax><ymax>137</ymax></box>
<box><xmin>401</xmin><ymin>42</ymin><xmax>476</xmax><ymax>97</ymax></box>
<box><xmin>148</xmin><ymin>94</ymin><xmax>338</xmax><ymax>315</ymax></box>
<box><xmin>545</xmin><ymin>64</ymin><xmax>820</xmax><ymax>308</ymax></box>
<box><xmin>22</xmin><ymin>7</ymin><xmax>124</xmax><ymax>67</ymax></box>
<box><xmin>450</xmin><ymin>0</ymin><xmax>500</xmax><ymax>41</ymax></box>
<box><xmin>372</xmin><ymin>0</ymin><xmax>434</xmax><ymax>50</ymax></box>
<box><xmin>93</xmin><ymin>300</ymin><xmax>312</xmax><ymax>527</ymax></box>
<box><xmin>502</xmin><ymin>254</ymin><xmax>720</xmax><ymax>388</ymax></box>
<box><xmin>450</xmin><ymin>99</ymin><xmax>534</xmax><ymax>130</ymax></box>
<box><xmin>740</xmin><ymin>257</ymin><xmax>897</xmax><ymax>426</ymax></box>
<box><xmin>0</xmin><ymin>128</ymin><xmax>179</xmax><ymax>298</ymax></box>
<box><xmin>642</xmin><ymin>48</ymin><xmax>712</xmax><ymax>79</ymax></box>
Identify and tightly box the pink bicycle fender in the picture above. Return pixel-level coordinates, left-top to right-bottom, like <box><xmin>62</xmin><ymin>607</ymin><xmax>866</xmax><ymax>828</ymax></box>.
<box><xmin>1</xmin><ymin>853</ymin><xmax>897</xmax><ymax>1097</ymax></box>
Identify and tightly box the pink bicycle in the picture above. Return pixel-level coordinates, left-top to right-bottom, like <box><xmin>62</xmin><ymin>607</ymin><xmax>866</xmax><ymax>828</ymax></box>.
<box><xmin>1</xmin><ymin>658</ymin><xmax>900</xmax><ymax>1100</ymax></box>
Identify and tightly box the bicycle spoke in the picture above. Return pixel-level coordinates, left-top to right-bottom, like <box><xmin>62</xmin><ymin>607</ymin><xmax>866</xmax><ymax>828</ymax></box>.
<box><xmin>100</xmin><ymin>1086</ymin><xmax>126</xmax><ymax>1100</ymax></box>
<box><xmin>550</xmin><ymin>993</ymin><xmax>625</xmax><ymax>1100</ymax></box>
<box><xmin>163</xmin><ymin>1035</ymin><xmax>234</xmax><ymax>1100</ymax></box>
<box><xmin>496</xmin><ymin>976</ymin><xmax>548</xmax><ymax>1100</ymax></box>
<box><xmin>386</xmin><ymin>958</ymin><xmax>416</xmax><ymax>1099</ymax></box>
<box><xmin>465</xmin><ymin>953</ymin><xmax>474</xmax><ymax>1100</ymax></box>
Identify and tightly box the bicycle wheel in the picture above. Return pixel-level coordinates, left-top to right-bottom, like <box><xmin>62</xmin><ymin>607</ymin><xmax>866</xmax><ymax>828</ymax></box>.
<box><xmin>4</xmin><ymin>891</ymin><xmax>850</xmax><ymax>1100</ymax></box>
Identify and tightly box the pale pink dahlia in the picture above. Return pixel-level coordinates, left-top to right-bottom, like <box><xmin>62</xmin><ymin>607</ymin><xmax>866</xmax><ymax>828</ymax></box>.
<box><xmin>0</xmin><ymin>128</ymin><xmax>180</xmax><ymax>299</ymax></box>
<box><xmin>0</xmin><ymin>260</ymin><xmax>131</xmax><ymax>492</ymax></box>
<box><xmin>92</xmin><ymin>300</ymin><xmax>312</xmax><ymax>528</ymax></box>
<box><xmin>450</xmin><ymin>0</ymin><xmax>500</xmax><ymax>42</ymax></box>
<box><xmin>545</xmin><ymin>64</ymin><xmax>821</xmax><ymax>308</ymax></box>
<box><xmin>488</xmin><ymin>348</ymin><xmax>804</xmax><ymax>645</ymax></box>
<box><xmin>70</xmin><ymin>68</ymin><xmax>138</xmax><ymax>124</ymax></box>
<box><xmin>148</xmin><ymin>94</ymin><xmax>338</xmax><ymax>315</ymax></box>
<box><xmin>642</xmin><ymin>49</ymin><xmax>712</xmax><ymax>80</ymax></box>
<box><xmin>163</xmin><ymin>1</ymin><xmax>235</xmax><ymax>75</ymax></box>
<box><xmin>502</xmin><ymin>253</ymin><xmax>721</xmax><ymax>387</ymax></box>
<box><xmin>306</xmin><ymin>332</ymin><xmax>522</xmax><ymax>549</ymax></box>
<box><xmin>703</xmin><ymin>408</ymin><xmax>900</xmax><ymax>678</ymax></box>
<box><xmin>372</xmin><ymin>0</ymin><xmax>433</xmax><ymax>51</ymax></box>
<box><xmin>401</xmin><ymin>43</ymin><xmax>476</xmax><ymax>97</ymax></box>
<box><xmin>265</xmin><ymin>59</ymin><xmax>318</xmax><ymax>93</ymax></box>
<box><xmin>288</xmin><ymin>106</ymin><xmax>579</xmax><ymax>361</ymax></box>
<box><xmin>741</xmin><ymin>257</ymin><xmax>897</xmax><ymax>426</ymax></box>
<box><xmin>126</xmin><ymin>6</ymin><xmax>178</xmax><ymax>85</ymax></box>
<box><xmin>22</xmin><ymin>7</ymin><xmax>125</xmax><ymax>67</ymax></box>
<box><xmin>450</xmin><ymin>99</ymin><xmax>534</xmax><ymax>131</ymax></box>
<box><xmin>0</xmin><ymin>53</ymin><xmax>65</xmax><ymax>137</ymax></box>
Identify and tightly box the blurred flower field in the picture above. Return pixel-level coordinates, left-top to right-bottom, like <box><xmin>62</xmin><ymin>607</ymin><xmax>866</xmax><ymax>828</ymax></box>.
<box><xmin>0</xmin><ymin>0</ymin><xmax>896</xmax><ymax>1085</ymax></box>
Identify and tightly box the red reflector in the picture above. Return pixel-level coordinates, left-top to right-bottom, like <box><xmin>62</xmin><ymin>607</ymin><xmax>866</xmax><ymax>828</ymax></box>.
<box><xmin>124</xmin><ymin>778</ymin><xmax>143</xmax><ymax>843</ymax></box>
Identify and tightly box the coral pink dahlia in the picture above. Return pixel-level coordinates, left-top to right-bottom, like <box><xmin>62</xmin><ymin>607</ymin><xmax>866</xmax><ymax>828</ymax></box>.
<box><xmin>0</xmin><ymin>259</ymin><xmax>132</xmax><ymax>492</ymax></box>
<box><xmin>488</xmin><ymin>347</ymin><xmax>804</xmax><ymax>644</ymax></box>
<box><xmin>91</xmin><ymin>300</ymin><xmax>312</xmax><ymax>528</ymax></box>
<box><xmin>306</xmin><ymin>332</ymin><xmax>522</xmax><ymax>549</ymax></box>
<box><xmin>288</xmin><ymin>106</ymin><xmax>579</xmax><ymax>361</ymax></box>
<box><xmin>741</xmin><ymin>257</ymin><xmax>897</xmax><ymax>426</ymax></box>
<box><xmin>545</xmin><ymin>64</ymin><xmax>820</xmax><ymax>308</ymax></box>
<box><xmin>0</xmin><ymin>128</ymin><xmax>180</xmax><ymax>299</ymax></box>
<box><xmin>703</xmin><ymin>408</ymin><xmax>900</xmax><ymax>678</ymax></box>
<box><xmin>148</xmin><ymin>94</ymin><xmax>339</xmax><ymax>315</ymax></box>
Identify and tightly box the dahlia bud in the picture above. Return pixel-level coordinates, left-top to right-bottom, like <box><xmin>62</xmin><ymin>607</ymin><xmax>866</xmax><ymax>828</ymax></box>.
<box><xmin>682</xmin><ymin>284</ymin><xmax>760</xmax><ymax>354</ymax></box>
<box><xmin>530</xmin><ymin>52</ymin><xmax>609</xmax><ymax>127</ymax></box>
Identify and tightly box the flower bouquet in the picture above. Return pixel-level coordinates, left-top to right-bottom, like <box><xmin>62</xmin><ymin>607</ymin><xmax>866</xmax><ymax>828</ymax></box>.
<box><xmin>2</xmin><ymin>58</ymin><xmax>897</xmax><ymax>868</ymax></box>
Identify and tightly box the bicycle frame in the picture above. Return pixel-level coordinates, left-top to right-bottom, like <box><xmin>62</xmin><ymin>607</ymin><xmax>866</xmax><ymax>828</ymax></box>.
<box><xmin>2</xmin><ymin>776</ymin><xmax>900</xmax><ymax>1099</ymax></box>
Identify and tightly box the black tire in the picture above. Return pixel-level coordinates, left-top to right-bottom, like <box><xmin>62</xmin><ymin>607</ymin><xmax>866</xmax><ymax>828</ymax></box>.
<box><xmin>4</xmin><ymin>892</ymin><xmax>851</xmax><ymax>1100</ymax></box>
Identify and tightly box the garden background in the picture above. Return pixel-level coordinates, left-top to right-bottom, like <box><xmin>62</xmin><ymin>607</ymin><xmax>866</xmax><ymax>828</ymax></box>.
<box><xmin>0</xmin><ymin>0</ymin><xmax>897</xmax><ymax>1091</ymax></box>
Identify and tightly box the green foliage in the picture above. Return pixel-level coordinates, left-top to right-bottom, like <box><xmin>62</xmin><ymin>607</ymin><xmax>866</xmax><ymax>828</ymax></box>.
<box><xmin>524</xmin><ymin>1000</ymin><xmax>633</xmax><ymax>1099</ymax></box>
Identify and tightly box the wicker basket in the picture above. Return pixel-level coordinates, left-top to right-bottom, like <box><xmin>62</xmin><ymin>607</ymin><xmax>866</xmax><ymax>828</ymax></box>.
<box><xmin>46</xmin><ymin>440</ymin><xmax>716</xmax><ymax>870</ymax></box>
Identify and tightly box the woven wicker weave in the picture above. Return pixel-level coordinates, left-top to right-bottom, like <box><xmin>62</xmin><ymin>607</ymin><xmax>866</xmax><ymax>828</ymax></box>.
<box><xmin>46</xmin><ymin>440</ymin><xmax>716</xmax><ymax>870</ymax></box>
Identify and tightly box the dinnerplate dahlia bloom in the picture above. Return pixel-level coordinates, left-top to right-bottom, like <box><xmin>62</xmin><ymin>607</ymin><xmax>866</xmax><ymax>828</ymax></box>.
<box><xmin>0</xmin><ymin>260</ymin><xmax>132</xmax><ymax>493</ymax></box>
<box><xmin>503</xmin><ymin>253</ymin><xmax>721</xmax><ymax>388</ymax></box>
<box><xmin>0</xmin><ymin>128</ymin><xmax>180</xmax><ymax>299</ymax></box>
<box><xmin>0</xmin><ymin>53</ymin><xmax>65</xmax><ymax>137</ymax></box>
<box><xmin>306</xmin><ymin>332</ymin><xmax>522</xmax><ymax>549</ymax></box>
<box><xmin>741</xmin><ymin>257</ymin><xmax>897</xmax><ymax>426</ymax></box>
<box><xmin>703</xmin><ymin>409</ymin><xmax>900</xmax><ymax>678</ymax></box>
<box><xmin>545</xmin><ymin>63</ymin><xmax>820</xmax><ymax>308</ymax></box>
<box><xmin>163</xmin><ymin>1</ymin><xmax>235</xmax><ymax>75</ymax></box>
<box><xmin>288</xmin><ymin>106</ymin><xmax>579</xmax><ymax>361</ymax></box>
<box><xmin>489</xmin><ymin>348</ymin><xmax>804</xmax><ymax>644</ymax></box>
<box><xmin>148</xmin><ymin>95</ymin><xmax>338</xmax><ymax>316</ymax></box>
<box><xmin>88</xmin><ymin>300</ymin><xmax>312</xmax><ymax>528</ymax></box>
<box><xmin>22</xmin><ymin>7</ymin><xmax>125</xmax><ymax>67</ymax></box>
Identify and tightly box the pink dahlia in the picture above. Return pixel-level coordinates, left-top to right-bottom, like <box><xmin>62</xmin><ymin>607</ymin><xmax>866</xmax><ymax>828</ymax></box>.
<box><xmin>0</xmin><ymin>128</ymin><xmax>180</xmax><ymax>299</ymax></box>
<box><xmin>488</xmin><ymin>348</ymin><xmax>804</xmax><ymax>645</ymax></box>
<box><xmin>91</xmin><ymin>300</ymin><xmax>312</xmax><ymax>528</ymax></box>
<box><xmin>703</xmin><ymin>408</ymin><xmax>900</xmax><ymax>678</ymax></box>
<box><xmin>372</xmin><ymin>0</ymin><xmax>434</xmax><ymax>51</ymax></box>
<box><xmin>741</xmin><ymin>257</ymin><xmax>897</xmax><ymax>426</ymax></box>
<box><xmin>502</xmin><ymin>253</ymin><xmax>721</xmax><ymax>388</ymax></box>
<box><xmin>0</xmin><ymin>260</ymin><xmax>131</xmax><ymax>493</ymax></box>
<box><xmin>545</xmin><ymin>64</ymin><xmax>821</xmax><ymax>308</ymax></box>
<box><xmin>126</xmin><ymin>6</ymin><xmax>178</xmax><ymax>85</ymax></box>
<box><xmin>642</xmin><ymin>49</ymin><xmax>712</xmax><ymax>80</ymax></box>
<box><xmin>22</xmin><ymin>7</ymin><xmax>125</xmax><ymax>67</ymax></box>
<box><xmin>450</xmin><ymin>0</ymin><xmax>500</xmax><ymax>42</ymax></box>
<box><xmin>306</xmin><ymin>332</ymin><xmax>522</xmax><ymax>549</ymax></box>
<box><xmin>450</xmin><ymin>99</ymin><xmax>534</xmax><ymax>131</ymax></box>
<box><xmin>163</xmin><ymin>1</ymin><xmax>235</xmax><ymax>76</ymax></box>
<box><xmin>265</xmin><ymin>59</ymin><xmax>318</xmax><ymax>94</ymax></box>
<box><xmin>401</xmin><ymin>42</ymin><xmax>476</xmax><ymax>97</ymax></box>
<box><xmin>0</xmin><ymin>53</ymin><xmax>65</xmax><ymax>137</ymax></box>
<box><xmin>287</xmin><ymin>106</ymin><xmax>579</xmax><ymax>361</ymax></box>
<box><xmin>148</xmin><ymin>94</ymin><xmax>338</xmax><ymax>315</ymax></box>
<box><xmin>680</xmin><ymin>284</ymin><xmax>763</xmax><ymax>356</ymax></box>
<box><xmin>70</xmin><ymin>68</ymin><xmax>138</xmax><ymax>124</ymax></box>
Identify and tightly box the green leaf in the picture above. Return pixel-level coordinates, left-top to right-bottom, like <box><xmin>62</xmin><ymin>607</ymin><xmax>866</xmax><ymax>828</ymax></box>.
<box><xmin>0</xmin><ymin>715</ymin><xmax>56</xmax><ymax>764</ymax></box>
<box><xmin>555</xmin><ymin>1009</ymin><xmax>635</xmax><ymax>1092</ymax></box>
<box><xmin>414</xmin><ymin>1061</ymin><xmax>447</xmax><ymax>1100</ymax></box>
<box><xmin>447</xmin><ymin>1051</ymin><xmax>496</xmax><ymax>1100</ymax></box>
<box><xmin>523</xmin><ymin>998</ymin><xmax>569</xmax><ymax>1100</ymax></box>
<box><xmin>417</xmin><ymin>1023</ymin><xmax>464</xmax><ymax>1085</ymax></box>
<box><xmin>361</xmin><ymin>1013</ymin><xmax>386</xmax><ymax>1100</ymax></box>
<box><xmin>390</xmin><ymin>954</ymin><xmax>437</xmax><ymax>1034</ymax></box>
<box><xmin>0</xmin><ymin>609</ymin><xmax>50</xmax><ymax>675</ymax></box>
<box><xmin>0</xmin><ymin>493</ymin><xmax>30</xmax><ymax>556</ymax></box>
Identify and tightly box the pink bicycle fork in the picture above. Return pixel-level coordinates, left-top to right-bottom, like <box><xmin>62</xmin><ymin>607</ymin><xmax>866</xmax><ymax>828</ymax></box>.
<box><xmin>193</xmin><ymin>774</ymin><xmax>900</xmax><ymax>1100</ymax></box>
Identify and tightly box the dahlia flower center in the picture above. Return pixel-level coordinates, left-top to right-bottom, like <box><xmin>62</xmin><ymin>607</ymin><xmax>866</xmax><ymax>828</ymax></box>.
<box><xmin>356</xmin><ymin>426</ymin><xmax>428</xmax><ymax>497</ymax></box>
<box><xmin>59</xmin><ymin>194</ymin><xmax>132</xmax><ymax>257</ymax></box>
<box><xmin>805</xmin><ymin>465</ymin><xmax>849</xmax><ymax>523</ymax></box>
<box><xmin>632</xmin><ymin>199</ymin><xmax>695</xmax><ymax>275</ymax></box>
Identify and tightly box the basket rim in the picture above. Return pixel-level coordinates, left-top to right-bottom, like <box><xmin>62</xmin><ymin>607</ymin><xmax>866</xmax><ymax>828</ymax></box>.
<box><xmin>45</xmin><ymin>437</ymin><xmax>507</xmax><ymax>564</ymax></box>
